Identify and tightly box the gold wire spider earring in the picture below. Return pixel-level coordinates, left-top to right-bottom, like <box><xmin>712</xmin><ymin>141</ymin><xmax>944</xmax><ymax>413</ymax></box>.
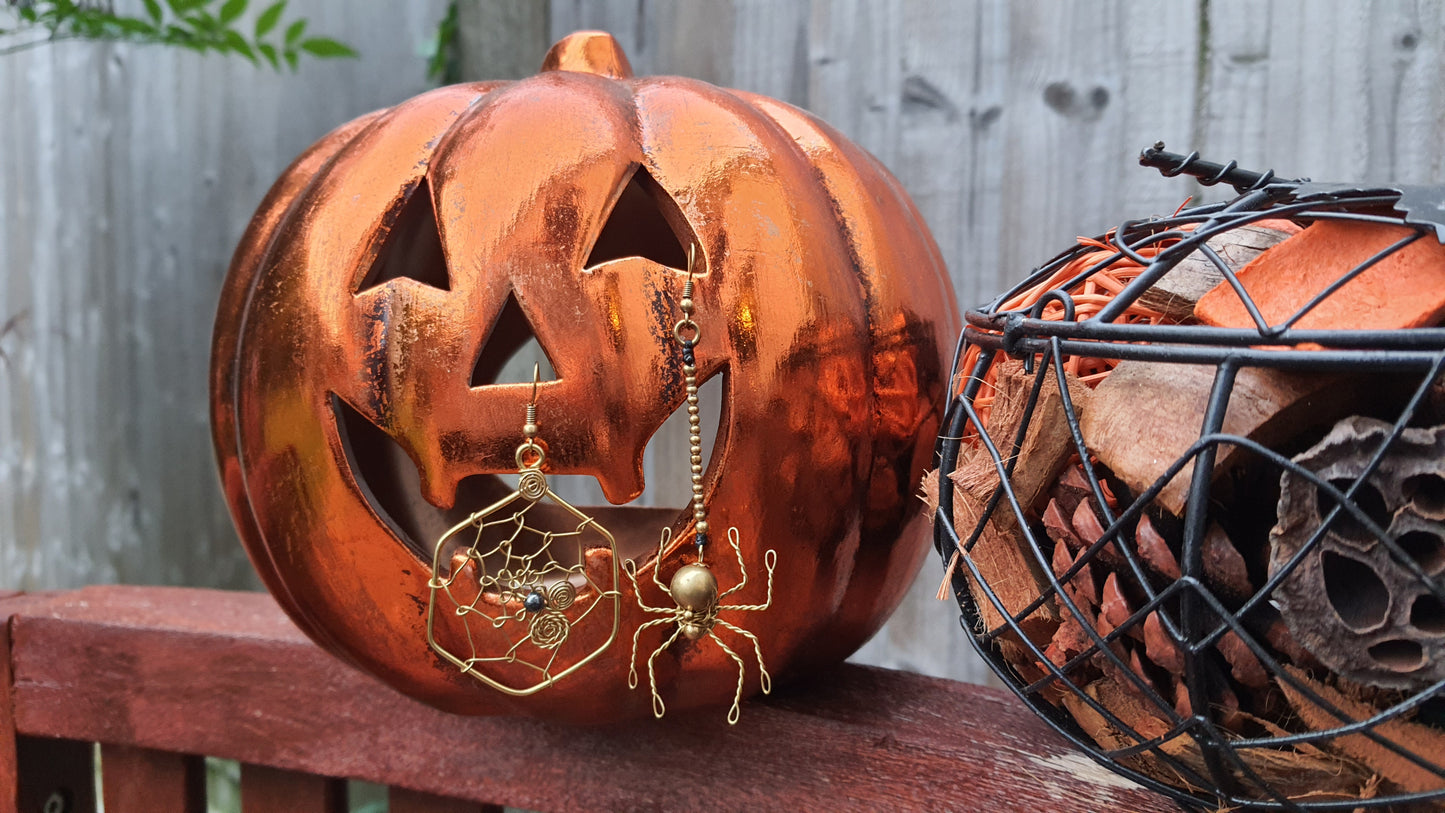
<box><xmin>623</xmin><ymin>246</ymin><xmax>778</xmax><ymax>724</ymax></box>
<box><xmin>426</xmin><ymin>365</ymin><xmax>621</xmax><ymax>696</ymax></box>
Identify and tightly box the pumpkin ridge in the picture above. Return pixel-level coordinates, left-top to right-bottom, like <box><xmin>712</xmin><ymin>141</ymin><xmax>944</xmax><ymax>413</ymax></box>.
<box><xmin>213</xmin><ymin>108</ymin><xmax>389</xmax><ymax>661</ymax></box>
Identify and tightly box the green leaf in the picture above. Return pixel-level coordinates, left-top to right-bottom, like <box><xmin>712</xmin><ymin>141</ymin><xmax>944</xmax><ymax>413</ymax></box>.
<box><xmin>257</xmin><ymin>40</ymin><xmax>278</xmax><ymax>69</ymax></box>
<box><xmin>143</xmin><ymin>0</ymin><xmax>163</xmax><ymax>24</ymax></box>
<box><xmin>219</xmin><ymin>0</ymin><xmax>246</xmax><ymax>25</ymax></box>
<box><xmin>253</xmin><ymin>0</ymin><xmax>283</xmax><ymax>37</ymax></box>
<box><xmin>18</xmin><ymin>6</ymin><xmax>38</xmax><ymax>23</ymax></box>
<box><xmin>223</xmin><ymin>29</ymin><xmax>255</xmax><ymax>62</ymax></box>
<box><xmin>185</xmin><ymin>10</ymin><xmax>218</xmax><ymax>31</ymax></box>
<box><xmin>282</xmin><ymin>47</ymin><xmax>296</xmax><ymax>70</ymax></box>
<box><xmin>283</xmin><ymin>17</ymin><xmax>304</xmax><ymax>46</ymax></box>
<box><xmin>298</xmin><ymin>36</ymin><xmax>354</xmax><ymax>58</ymax></box>
<box><xmin>111</xmin><ymin>16</ymin><xmax>157</xmax><ymax>36</ymax></box>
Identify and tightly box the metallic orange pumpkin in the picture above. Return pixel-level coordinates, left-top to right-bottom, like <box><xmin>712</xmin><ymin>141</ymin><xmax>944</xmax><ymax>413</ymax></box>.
<box><xmin>211</xmin><ymin>31</ymin><xmax>959</xmax><ymax>722</ymax></box>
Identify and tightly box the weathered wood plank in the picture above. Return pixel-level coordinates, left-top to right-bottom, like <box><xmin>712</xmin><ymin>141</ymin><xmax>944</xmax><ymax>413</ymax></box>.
<box><xmin>1199</xmin><ymin>0</ymin><xmax>1445</xmax><ymax>197</ymax></box>
<box><xmin>241</xmin><ymin>764</ymin><xmax>347</xmax><ymax>813</ymax></box>
<box><xmin>15</xmin><ymin>737</ymin><xmax>96</xmax><ymax>813</ymax></box>
<box><xmin>7</xmin><ymin>586</ymin><xmax>1174</xmax><ymax>812</ymax></box>
<box><xmin>100</xmin><ymin>745</ymin><xmax>205</xmax><ymax>813</ymax></box>
<box><xmin>389</xmin><ymin>787</ymin><xmax>499</xmax><ymax>813</ymax></box>
<box><xmin>456</xmin><ymin>0</ymin><xmax>551</xmax><ymax>81</ymax></box>
<box><xmin>0</xmin><ymin>599</ymin><xmax>16</xmax><ymax>813</ymax></box>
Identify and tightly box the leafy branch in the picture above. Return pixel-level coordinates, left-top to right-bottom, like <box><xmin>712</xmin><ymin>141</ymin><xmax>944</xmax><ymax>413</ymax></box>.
<box><xmin>424</xmin><ymin>0</ymin><xmax>457</xmax><ymax>83</ymax></box>
<box><xmin>0</xmin><ymin>0</ymin><xmax>356</xmax><ymax>68</ymax></box>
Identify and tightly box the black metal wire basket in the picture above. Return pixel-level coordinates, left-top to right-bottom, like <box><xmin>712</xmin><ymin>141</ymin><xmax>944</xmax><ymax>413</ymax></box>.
<box><xmin>933</xmin><ymin>146</ymin><xmax>1445</xmax><ymax>811</ymax></box>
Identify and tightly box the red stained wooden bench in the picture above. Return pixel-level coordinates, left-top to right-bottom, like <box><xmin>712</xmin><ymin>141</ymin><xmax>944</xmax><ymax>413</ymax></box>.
<box><xmin>0</xmin><ymin>587</ymin><xmax>1175</xmax><ymax>812</ymax></box>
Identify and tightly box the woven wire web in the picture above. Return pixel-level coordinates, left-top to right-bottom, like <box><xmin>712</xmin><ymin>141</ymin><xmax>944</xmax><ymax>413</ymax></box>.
<box><xmin>433</xmin><ymin>493</ymin><xmax>610</xmax><ymax>683</ymax></box>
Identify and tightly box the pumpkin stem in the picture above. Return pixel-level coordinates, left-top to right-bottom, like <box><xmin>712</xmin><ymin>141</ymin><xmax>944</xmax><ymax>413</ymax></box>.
<box><xmin>540</xmin><ymin>31</ymin><xmax>634</xmax><ymax>79</ymax></box>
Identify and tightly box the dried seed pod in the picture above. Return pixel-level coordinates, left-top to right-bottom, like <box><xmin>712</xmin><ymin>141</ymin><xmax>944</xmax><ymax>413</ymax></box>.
<box><xmin>1202</xmin><ymin>522</ymin><xmax>1253</xmax><ymax>602</ymax></box>
<box><xmin>1271</xmin><ymin>415</ymin><xmax>1445</xmax><ymax>689</ymax></box>
<box><xmin>1143</xmin><ymin>611</ymin><xmax>1184</xmax><ymax>675</ymax></box>
<box><xmin>1217</xmin><ymin>630</ymin><xmax>1269</xmax><ymax>690</ymax></box>
<box><xmin>1136</xmin><ymin>514</ymin><xmax>1182</xmax><ymax>580</ymax></box>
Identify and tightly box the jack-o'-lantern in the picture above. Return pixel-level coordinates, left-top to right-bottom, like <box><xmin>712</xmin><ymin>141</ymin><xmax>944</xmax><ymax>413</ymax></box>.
<box><xmin>211</xmin><ymin>31</ymin><xmax>958</xmax><ymax>722</ymax></box>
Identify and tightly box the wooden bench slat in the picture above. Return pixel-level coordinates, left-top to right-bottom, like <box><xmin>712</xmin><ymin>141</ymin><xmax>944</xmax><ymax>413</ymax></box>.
<box><xmin>15</xmin><ymin>737</ymin><xmax>96</xmax><ymax>813</ymax></box>
<box><xmin>100</xmin><ymin>744</ymin><xmax>205</xmax><ymax>813</ymax></box>
<box><xmin>1</xmin><ymin>598</ymin><xmax>18</xmax><ymax>813</ymax></box>
<box><xmin>4</xmin><ymin>586</ymin><xmax>1175</xmax><ymax>812</ymax></box>
<box><xmin>389</xmin><ymin>787</ymin><xmax>501</xmax><ymax>813</ymax></box>
<box><xmin>241</xmin><ymin>764</ymin><xmax>347</xmax><ymax>813</ymax></box>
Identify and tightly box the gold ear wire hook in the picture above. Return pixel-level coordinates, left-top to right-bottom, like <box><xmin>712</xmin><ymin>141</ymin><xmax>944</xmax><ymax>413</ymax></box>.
<box><xmin>682</xmin><ymin>245</ymin><xmax>697</xmax><ymax>302</ymax></box>
<box><xmin>524</xmin><ymin>363</ymin><xmax>540</xmax><ymax>441</ymax></box>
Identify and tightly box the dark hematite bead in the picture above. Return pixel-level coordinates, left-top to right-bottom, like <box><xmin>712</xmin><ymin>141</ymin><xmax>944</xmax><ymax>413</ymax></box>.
<box><xmin>682</xmin><ymin>346</ymin><xmax>695</xmax><ymax>365</ymax></box>
<box><xmin>523</xmin><ymin>590</ymin><xmax>545</xmax><ymax>612</ymax></box>
<box><xmin>695</xmin><ymin>531</ymin><xmax>708</xmax><ymax>550</ymax></box>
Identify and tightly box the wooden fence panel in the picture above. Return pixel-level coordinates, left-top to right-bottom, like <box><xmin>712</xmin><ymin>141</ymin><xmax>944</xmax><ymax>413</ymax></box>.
<box><xmin>6</xmin><ymin>1</ymin><xmax>1445</xmax><ymax>690</ymax></box>
<box><xmin>0</xmin><ymin>1</ymin><xmax>452</xmax><ymax>595</ymax></box>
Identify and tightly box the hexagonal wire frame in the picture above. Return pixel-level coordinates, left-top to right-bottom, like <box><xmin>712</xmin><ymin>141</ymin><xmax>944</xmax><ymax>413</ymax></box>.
<box><xmin>933</xmin><ymin>147</ymin><xmax>1445</xmax><ymax>811</ymax></box>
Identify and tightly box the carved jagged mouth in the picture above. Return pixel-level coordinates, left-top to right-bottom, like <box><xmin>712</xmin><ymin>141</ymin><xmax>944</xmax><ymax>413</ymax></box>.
<box><xmin>330</xmin><ymin>372</ymin><xmax>724</xmax><ymax>566</ymax></box>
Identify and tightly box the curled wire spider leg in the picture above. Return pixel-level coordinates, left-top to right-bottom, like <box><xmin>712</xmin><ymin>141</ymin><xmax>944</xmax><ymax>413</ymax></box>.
<box><xmin>716</xmin><ymin>617</ymin><xmax>771</xmax><ymax>694</ymax></box>
<box><xmin>719</xmin><ymin>527</ymin><xmax>750</xmax><ymax>598</ymax></box>
<box><xmin>628</xmin><ymin>617</ymin><xmax>676</xmax><ymax>689</ymax></box>
<box><xmin>720</xmin><ymin>548</ymin><xmax>777</xmax><ymax>612</ymax></box>
<box><xmin>710</xmin><ymin>632</ymin><xmax>749</xmax><ymax>725</ymax></box>
<box><xmin>650</xmin><ymin>527</ymin><xmax>675</xmax><ymax>597</ymax></box>
<box><xmin>646</xmin><ymin>626</ymin><xmax>683</xmax><ymax>718</ymax></box>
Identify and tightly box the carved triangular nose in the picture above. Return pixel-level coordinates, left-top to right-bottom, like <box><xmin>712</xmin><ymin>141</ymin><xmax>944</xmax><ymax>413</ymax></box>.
<box><xmin>470</xmin><ymin>291</ymin><xmax>560</xmax><ymax>388</ymax></box>
<box><xmin>355</xmin><ymin>178</ymin><xmax>450</xmax><ymax>292</ymax></box>
<box><xmin>584</xmin><ymin>165</ymin><xmax>694</xmax><ymax>272</ymax></box>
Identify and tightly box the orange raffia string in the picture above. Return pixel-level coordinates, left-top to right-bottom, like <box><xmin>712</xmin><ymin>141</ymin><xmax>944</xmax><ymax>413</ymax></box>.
<box><xmin>956</xmin><ymin>230</ymin><xmax>1182</xmax><ymax>434</ymax></box>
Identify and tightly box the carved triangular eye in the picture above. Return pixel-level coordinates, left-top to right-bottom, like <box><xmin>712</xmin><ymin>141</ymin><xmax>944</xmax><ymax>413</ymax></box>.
<box><xmin>470</xmin><ymin>292</ymin><xmax>559</xmax><ymax>387</ymax></box>
<box><xmin>356</xmin><ymin>177</ymin><xmax>450</xmax><ymax>292</ymax></box>
<box><xmin>585</xmin><ymin>165</ymin><xmax>693</xmax><ymax>271</ymax></box>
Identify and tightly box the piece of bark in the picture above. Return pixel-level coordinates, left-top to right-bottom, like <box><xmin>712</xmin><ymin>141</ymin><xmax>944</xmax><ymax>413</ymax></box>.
<box><xmin>1139</xmin><ymin>221</ymin><xmax>1301</xmax><ymax>322</ymax></box>
<box><xmin>1060</xmin><ymin>678</ymin><xmax>1375</xmax><ymax>800</ymax></box>
<box><xmin>919</xmin><ymin>468</ymin><xmax>940</xmax><ymax>524</ymax></box>
<box><xmin>1079</xmin><ymin>360</ymin><xmax>1360</xmax><ymax>516</ymax></box>
<box><xmin>1278</xmin><ymin>665</ymin><xmax>1445</xmax><ymax>795</ymax></box>
<box><xmin>1196</xmin><ymin>219</ymin><xmax>1445</xmax><ymax>333</ymax></box>
<box><xmin>954</xmin><ymin>359</ymin><xmax>1090</xmax><ymax>513</ymax></box>
<box><xmin>947</xmin><ymin>361</ymin><xmax>1092</xmax><ymax>663</ymax></box>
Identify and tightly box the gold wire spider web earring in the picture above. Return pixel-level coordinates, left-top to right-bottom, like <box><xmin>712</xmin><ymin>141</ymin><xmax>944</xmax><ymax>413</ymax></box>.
<box><xmin>426</xmin><ymin>365</ymin><xmax>621</xmax><ymax>696</ymax></box>
<box><xmin>623</xmin><ymin>246</ymin><xmax>778</xmax><ymax>725</ymax></box>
